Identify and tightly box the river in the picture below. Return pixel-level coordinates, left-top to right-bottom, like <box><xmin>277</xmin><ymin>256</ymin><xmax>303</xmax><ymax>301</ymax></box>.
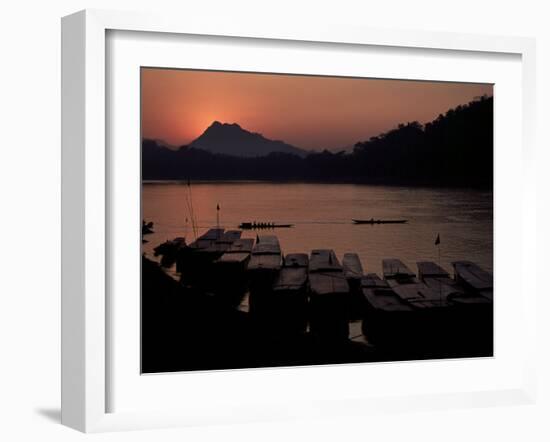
<box><xmin>142</xmin><ymin>181</ymin><xmax>493</xmax><ymax>275</ymax></box>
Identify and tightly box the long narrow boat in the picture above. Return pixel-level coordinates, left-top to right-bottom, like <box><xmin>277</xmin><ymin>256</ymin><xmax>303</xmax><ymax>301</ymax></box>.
<box><xmin>308</xmin><ymin>249</ymin><xmax>350</xmax><ymax>340</ymax></box>
<box><xmin>153</xmin><ymin>237</ymin><xmax>186</xmax><ymax>268</ymax></box>
<box><xmin>360</xmin><ymin>273</ymin><xmax>414</xmax><ymax>347</ymax></box>
<box><xmin>213</xmin><ymin>238</ymin><xmax>256</xmax><ymax>300</ymax></box>
<box><xmin>266</xmin><ymin>253</ymin><xmax>310</xmax><ymax>336</ymax></box>
<box><xmin>342</xmin><ymin>253</ymin><xmax>365</xmax><ymax>319</ymax></box>
<box><xmin>352</xmin><ymin>219</ymin><xmax>408</xmax><ymax>224</ymax></box>
<box><xmin>417</xmin><ymin>261</ymin><xmax>471</xmax><ymax>300</ymax></box>
<box><xmin>362</xmin><ymin>273</ymin><xmax>462</xmax><ymax>353</ymax></box>
<box><xmin>239</xmin><ymin>222</ymin><xmax>294</xmax><ymax>229</ymax></box>
<box><xmin>248</xmin><ymin>235</ymin><xmax>282</xmax><ymax>272</ymax></box>
<box><xmin>224</xmin><ymin>238</ymin><xmax>255</xmax><ymax>254</ymax></box>
<box><xmin>248</xmin><ymin>235</ymin><xmax>283</xmax><ymax>314</ymax></box>
<box><xmin>199</xmin><ymin>229</ymin><xmax>243</xmax><ymax>255</ymax></box>
<box><xmin>417</xmin><ymin>261</ymin><xmax>449</xmax><ymax>279</ymax></box>
<box><xmin>420</xmin><ymin>261</ymin><xmax>493</xmax><ymax>355</ymax></box>
<box><xmin>342</xmin><ymin>253</ymin><xmax>364</xmax><ymax>285</ymax></box>
<box><xmin>175</xmin><ymin>228</ymin><xmax>225</xmax><ymax>279</ymax></box>
<box><xmin>392</xmin><ymin>282</ymin><xmax>450</xmax><ymax>309</ymax></box>
<box><xmin>382</xmin><ymin>258</ymin><xmax>418</xmax><ymax>286</ymax></box>
<box><xmin>452</xmin><ymin>260</ymin><xmax>493</xmax><ymax>301</ymax></box>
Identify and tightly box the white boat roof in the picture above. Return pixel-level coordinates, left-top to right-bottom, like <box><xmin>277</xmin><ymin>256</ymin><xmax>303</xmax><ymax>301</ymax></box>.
<box><xmin>226</xmin><ymin>238</ymin><xmax>255</xmax><ymax>253</ymax></box>
<box><xmin>251</xmin><ymin>235</ymin><xmax>281</xmax><ymax>255</ymax></box>
<box><xmin>382</xmin><ymin>259</ymin><xmax>415</xmax><ymax>278</ymax></box>
<box><xmin>417</xmin><ymin>261</ymin><xmax>449</xmax><ymax>278</ymax></box>
<box><xmin>309</xmin><ymin>272</ymin><xmax>349</xmax><ymax>296</ymax></box>
<box><xmin>248</xmin><ymin>253</ymin><xmax>282</xmax><ymax>271</ymax></box>
<box><xmin>283</xmin><ymin>253</ymin><xmax>309</xmax><ymax>268</ymax></box>
<box><xmin>309</xmin><ymin>249</ymin><xmax>342</xmax><ymax>272</ymax></box>
<box><xmin>342</xmin><ymin>253</ymin><xmax>364</xmax><ymax>280</ymax></box>
<box><xmin>452</xmin><ymin>261</ymin><xmax>493</xmax><ymax>290</ymax></box>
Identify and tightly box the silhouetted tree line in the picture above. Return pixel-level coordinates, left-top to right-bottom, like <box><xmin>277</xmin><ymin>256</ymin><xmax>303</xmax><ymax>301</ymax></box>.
<box><xmin>143</xmin><ymin>96</ymin><xmax>493</xmax><ymax>188</ymax></box>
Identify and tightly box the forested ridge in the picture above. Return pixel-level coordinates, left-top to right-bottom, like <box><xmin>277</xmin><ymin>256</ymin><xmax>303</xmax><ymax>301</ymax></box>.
<box><xmin>142</xmin><ymin>96</ymin><xmax>493</xmax><ymax>188</ymax></box>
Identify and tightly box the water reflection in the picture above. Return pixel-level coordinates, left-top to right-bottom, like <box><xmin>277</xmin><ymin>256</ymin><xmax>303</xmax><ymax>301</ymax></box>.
<box><xmin>142</xmin><ymin>182</ymin><xmax>493</xmax><ymax>275</ymax></box>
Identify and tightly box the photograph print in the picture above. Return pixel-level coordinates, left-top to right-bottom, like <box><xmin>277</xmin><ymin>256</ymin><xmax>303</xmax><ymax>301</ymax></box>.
<box><xmin>141</xmin><ymin>68</ymin><xmax>493</xmax><ymax>373</ymax></box>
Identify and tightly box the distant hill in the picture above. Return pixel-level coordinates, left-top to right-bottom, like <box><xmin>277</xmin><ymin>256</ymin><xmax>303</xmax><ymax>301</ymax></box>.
<box><xmin>152</xmin><ymin>139</ymin><xmax>178</xmax><ymax>150</ymax></box>
<box><xmin>189</xmin><ymin>121</ymin><xmax>307</xmax><ymax>157</ymax></box>
<box><xmin>142</xmin><ymin>96</ymin><xmax>493</xmax><ymax>188</ymax></box>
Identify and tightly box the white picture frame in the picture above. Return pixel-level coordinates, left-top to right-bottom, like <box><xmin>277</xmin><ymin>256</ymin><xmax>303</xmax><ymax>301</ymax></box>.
<box><xmin>61</xmin><ymin>9</ymin><xmax>537</xmax><ymax>433</ymax></box>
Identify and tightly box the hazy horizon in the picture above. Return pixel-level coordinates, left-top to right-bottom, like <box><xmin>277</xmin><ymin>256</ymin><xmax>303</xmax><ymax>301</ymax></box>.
<box><xmin>141</xmin><ymin>68</ymin><xmax>493</xmax><ymax>151</ymax></box>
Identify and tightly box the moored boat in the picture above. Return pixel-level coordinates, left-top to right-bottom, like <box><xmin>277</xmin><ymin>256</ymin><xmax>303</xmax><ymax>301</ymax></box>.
<box><xmin>417</xmin><ymin>261</ymin><xmax>449</xmax><ymax>280</ymax></box>
<box><xmin>153</xmin><ymin>237</ymin><xmax>186</xmax><ymax>268</ymax></box>
<box><xmin>264</xmin><ymin>253</ymin><xmax>310</xmax><ymax>336</ymax></box>
<box><xmin>382</xmin><ymin>258</ymin><xmax>417</xmax><ymax>285</ymax></box>
<box><xmin>342</xmin><ymin>253</ymin><xmax>364</xmax><ymax>285</ymax></box>
<box><xmin>452</xmin><ymin>260</ymin><xmax>493</xmax><ymax>301</ymax></box>
<box><xmin>248</xmin><ymin>235</ymin><xmax>283</xmax><ymax>314</ymax></box>
<box><xmin>176</xmin><ymin>228</ymin><xmax>226</xmax><ymax>280</ymax></box>
<box><xmin>142</xmin><ymin>220</ymin><xmax>154</xmax><ymax>235</ymax></box>
<box><xmin>308</xmin><ymin>249</ymin><xmax>350</xmax><ymax>340</ymax></box>
<box><xmin>360</xmin><ymin>273</ymin><xmax>414</xmax><ymax>348</ymax></box>
<box><xmin>342</xmin><ymin>253</ymin><xmax>365</xmax><ymax>319</ymax></box>
<box><xmin>213</xmin><ymin>239</ymin><xmax>256</xmax><ymax>297</ymax></box>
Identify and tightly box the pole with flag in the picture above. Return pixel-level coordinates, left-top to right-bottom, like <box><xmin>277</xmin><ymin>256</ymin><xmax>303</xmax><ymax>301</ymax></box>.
<box><xmin>435</xmin><ymin>233</ymin><xmax>441</xmax><ymax>306</ymax></box>
<box><xmin>216</xmin><ymin>204</ymin><xmax>220</xmax><ymax>239</ymax></box>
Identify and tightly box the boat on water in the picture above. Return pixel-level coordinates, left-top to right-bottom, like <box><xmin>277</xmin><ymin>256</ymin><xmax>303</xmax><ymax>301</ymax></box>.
<box><xmin>361</xmin><ymin>273</ymin><xmax>415</xmax><ymax>347</ymax></box>
<box><xmin>213</xmin><ymin>238</ymin><xmax>256</xmax><ymax>302</ymax></box>
<box><xmin>248</xmin><ymin>235</ymin><xmax>282</xmax><ymax>271</ymax></box>
<box><xmin>261</xmin><ymin>253</ymin><xmax>310</xmax><ymax>336</ymax></box>
<box><xmin>308</xmin><ymin>249</ymin><xmax>350</xmax><ymax>340</ymax></box>
<box><xmin>352</xmin><ymin>219</ymin><xmax>408</xmax><ymax>224</ymax></box>
<box><xmin>239</xmin><ymin>222</ymin><xmax>294</xmax><ymax>229</ymax></box>
<box><xmin>248</xmin><ymin>235</ymin><xmax>283</xmax><ymax>315</ymax></box>
<box><xmin>382</xmin><ymin>258</ymin><xmax>418</xmax><ymax>285</ymax></box>
<box><xmin>142</xmin><ymin>220</ymin><xmax>154</xmax><ymax>235</ymax></box>
<box><xmin>176</xmin><ymin>228</ymin><xmax>240</xmax><ymax>281</ymax></box>
<box><xmin>362</xmin><ymin>270</ymin><xmax>461</xmax><ymax>353</ymax></box>
<box><xmin>420</xmin><ymin>260</ymin><xmax>493</xmax><ymax>354</ymax></box>
<box><xmin>342</xmin><ymin>253</ymin><xmax>364</xmax><ymax>283</ymax></box>
<box><xmin>452</xmin><ymin>260</ymin><xmax>493</xmax><ymax>301</ymax></box>
<box><xmin>153</xmin><ymin>237</ymin><xmax>186</xmax><ymax>268</ymax></box>
<box><xmin>342</xmin><ymin>253</ymin><xmax>365</xmax><ymax>319</ymax></box>
<box><xmin>417</xmin><ymin>261</ymin><xmax>450</xmax><ymax>280</ymax></box>
<box><xmin>416</xmin><ymin>261</ymin><xmax>483</xmax><ymax>303</ymax></box>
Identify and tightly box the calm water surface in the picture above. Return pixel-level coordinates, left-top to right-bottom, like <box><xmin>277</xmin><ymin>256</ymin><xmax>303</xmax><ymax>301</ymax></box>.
<box><xmin>142</xmin><ymin>182</ymin><xmax>493</xmax><ymax>275</ymax></box>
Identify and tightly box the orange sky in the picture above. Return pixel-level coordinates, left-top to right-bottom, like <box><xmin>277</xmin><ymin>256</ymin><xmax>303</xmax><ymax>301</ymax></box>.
<box><xmin>141</xmin><ymin>68</ymin><xmax>493</xmax><ymax>151</ymax></box>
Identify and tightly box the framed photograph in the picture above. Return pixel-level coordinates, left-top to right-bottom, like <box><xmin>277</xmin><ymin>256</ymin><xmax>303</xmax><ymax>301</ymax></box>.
<box><xmin>61</xmin><ymin>9</ymin><xmax>537</xmax><ymax>432</ymax></box>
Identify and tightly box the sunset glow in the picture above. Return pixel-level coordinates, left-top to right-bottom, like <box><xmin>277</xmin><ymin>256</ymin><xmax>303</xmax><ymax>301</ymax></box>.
<box><xmin>141</xmin><ymin>68</ymin><xmax>493</xmax><ymax>151</ymax></box>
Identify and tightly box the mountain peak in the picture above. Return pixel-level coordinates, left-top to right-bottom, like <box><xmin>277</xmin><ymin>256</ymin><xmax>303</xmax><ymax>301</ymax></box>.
<box><xmin>190</xmin><ymin>122</ymin><xmax>306</xmax><ymax>158</ymax></box>
<box><xmin>209</xmin><ymin>121</ymin><xmax>242</xmax><ymax>130</ymax></box>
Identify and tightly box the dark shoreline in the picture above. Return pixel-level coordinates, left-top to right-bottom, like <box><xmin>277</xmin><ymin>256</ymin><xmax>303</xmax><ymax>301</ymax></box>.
<box><xmin>142</xmin><ymin>179</ymin><xmax>493</xmax><ymax>192</ymax></box>
<box><xmin>142</xmin><ymin>245</ymin><xmax>493</xmax><ymax>373</ymax></box>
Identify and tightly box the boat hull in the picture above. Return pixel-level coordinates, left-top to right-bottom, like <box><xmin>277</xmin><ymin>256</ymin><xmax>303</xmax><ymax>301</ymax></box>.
<box><xmin>352</xmin><ymin>219</ymin><xmax>408</xmax><ymax>224</ymax></box>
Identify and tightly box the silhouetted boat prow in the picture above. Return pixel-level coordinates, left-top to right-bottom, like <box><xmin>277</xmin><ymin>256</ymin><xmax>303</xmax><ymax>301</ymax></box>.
<box><xmin>142</xmin><ymin>220</ymin><xmax>155</xmax><ymax>234</ymax></box>
<box><xmin>239</xmin><ymin>222</ymin><xmax>294</xmax><ymax>229</ymax></box>
<box><xmin>352</xmin><ymin>219</ymin><xmax>408</xmax><ymax>224</ymax></box>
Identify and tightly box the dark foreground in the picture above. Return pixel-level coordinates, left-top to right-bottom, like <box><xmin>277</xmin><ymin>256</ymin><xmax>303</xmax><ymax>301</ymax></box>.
<box><xmin>142</xmin><ymin>241</ymin><xmax>493</xmax><ymax>373</ymax></box>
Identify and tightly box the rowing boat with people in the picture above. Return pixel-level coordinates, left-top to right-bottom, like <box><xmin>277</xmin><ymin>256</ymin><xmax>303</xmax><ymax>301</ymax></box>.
<box><xmin>239</xmin><ymin>222</ymin><xmax>294</xmax><ymax>229</ymax></box>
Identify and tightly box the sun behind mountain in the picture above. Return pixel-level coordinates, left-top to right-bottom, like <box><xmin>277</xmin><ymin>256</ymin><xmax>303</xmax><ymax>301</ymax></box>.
<box><xmin>189</xmin><ymin>121</ymin><xmax>307</xmax><ymax>158</ymax></box>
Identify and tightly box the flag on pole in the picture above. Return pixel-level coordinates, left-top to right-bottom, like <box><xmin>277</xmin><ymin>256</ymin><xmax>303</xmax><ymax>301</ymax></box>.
<box><xmin>217</xmin><ymin>204</ymin><xmax>220</xmax><ymax>211</ymax></box>
<box><xmin>435</xmin><ymin>233</ymin><xmax>440</xmax><ymax>245</ymax></box>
